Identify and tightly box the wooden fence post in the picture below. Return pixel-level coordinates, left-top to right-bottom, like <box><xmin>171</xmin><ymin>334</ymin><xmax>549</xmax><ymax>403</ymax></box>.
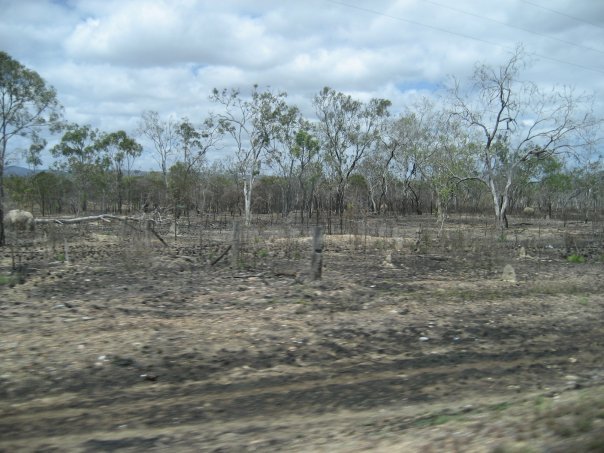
<box><xmin>231</xmin><ymin>221</ymin><xmax>240</xmax><ymax>269</ymax></box>
<box><xmin>311</xmin><ymin>226</ymin><xmax>323</xmax><ymax>280</ymax></box>
<box><xmin>64</xmin><ymin>237</ymin><xmax>70</xmax><ymax>264</ymax></box>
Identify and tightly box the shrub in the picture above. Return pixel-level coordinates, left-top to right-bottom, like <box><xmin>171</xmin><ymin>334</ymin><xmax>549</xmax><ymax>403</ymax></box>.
<box><xmin>567</xmin><ymin>254</ymin><xmax>585</xmax><ymax>264</ymax></box>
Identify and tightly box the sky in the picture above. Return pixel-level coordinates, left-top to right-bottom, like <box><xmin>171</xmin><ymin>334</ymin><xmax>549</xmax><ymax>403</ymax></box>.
<box><xmin>1</xmin><ymin>0</ymin><xmax>603</xmax><ymax>170</ymax></box>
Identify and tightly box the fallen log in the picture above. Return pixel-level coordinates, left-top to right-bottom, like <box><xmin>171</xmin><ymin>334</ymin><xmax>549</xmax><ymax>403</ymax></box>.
<box><xmin>34</xmin><ymin>214</ymin><xmax>169</xmax><ymax>247</ymax></box>
<box><xmin>34</xmin><ymin>214</ymin><xmax>147</xmax><ymax>225</ymax></box>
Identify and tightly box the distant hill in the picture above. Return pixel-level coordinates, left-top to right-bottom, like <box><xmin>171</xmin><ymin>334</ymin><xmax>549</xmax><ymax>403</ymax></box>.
<box><xmin>4</xmin><ymin>166</ymin><xmax>38</xmax><ymax>177</ymax></box>
<box><xmin>4</xmin><ymin>166</ymin><xmax>150</xmax><ymax>177</ymax></box>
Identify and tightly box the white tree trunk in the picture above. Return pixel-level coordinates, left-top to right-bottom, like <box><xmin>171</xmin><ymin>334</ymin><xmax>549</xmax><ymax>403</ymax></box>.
<box><xmin>243</xmin><ymin>177</ymin><xmax>252</xmax><ymax>226</ymax></box>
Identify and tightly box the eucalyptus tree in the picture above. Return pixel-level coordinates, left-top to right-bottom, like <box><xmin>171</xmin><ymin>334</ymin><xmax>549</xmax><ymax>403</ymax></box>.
<box><xmin>138</xmin><ymin>110</ymin><xmax>177</xmax><ymax>193</ymax></box>
<box><xmin>96</xmin><ymin>130</ymin><xmax>142</xmax><ymax>213</ymax></box>
<box><xmin>265</xmin><ymin>103</ymin><xmax>302</xmax><ymax>217</ymax></box>
<box><xmin>24</xmin><ymin>134</ymin><xmax>46</xmax><ymax>172</ymax></box>
<box><xmin>356</xmin><ymin>144</ymin><xmax>394</xmax><ymax>214</ymax></box>
<box><xmin>31</xmin><ymin>171</ymin><xmax>67</xmax><ymax>215</ymax></box>
<box><xmin>313</xmin><ymin>87</ymin><xmax>390</xmax><ymax>230</ymax></box>
<box><xmin>414</xmin><ymin>106</ymin><xmax>477</xmax><ymax>230</ymax></box>
<box><xmin>449</xmin><ymin>47</ymin><xmax>601</xmax><ymax>229</ymax></box>
<box><xmin>569</xmin><ymin>160</ymin><xmax>602</xmax><ymax>223</ymax></box>
<box><xmin>52</xmin><ymin>123</ymin><xmax>102</xmax><ymax>213</ymax></box>
<box><xmin>211</xmin><ymin>85</ymin><xmax>290</xmax><ymax>226</ymax></box>
<box><xmin>0</xmin><ymin>51</ymin><xmax>63</xmax><ymax>244</ymax></box>
<box><xmin>358</xmin><ymin>113</ymin><xmax>418</xmax><ymax>215</ymax></box>
<box><xmin>173</xmin><ymin>116</ymin><xmax>222</xmax><ymax>214</ymax></box>
<box><xmin>381</xmin><ymin>112</ymin><xmax>428</xmax><ymax>214</ymax></box>
<box><xmin>291</xmin><ymin>122</ymin><xmax>321</xmax><ymax>223</ymax></box>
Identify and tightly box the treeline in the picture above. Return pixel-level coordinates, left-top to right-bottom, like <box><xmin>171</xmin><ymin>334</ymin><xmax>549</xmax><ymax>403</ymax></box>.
<box><xmin>2</xmin><ymin>47</ymin><xmax>603</xmax><ymax>246</ymax></box>
<box><xmin>6</xmin><ymin>153</ymin><xmax>602</xmax><ymax>225</ymax></box>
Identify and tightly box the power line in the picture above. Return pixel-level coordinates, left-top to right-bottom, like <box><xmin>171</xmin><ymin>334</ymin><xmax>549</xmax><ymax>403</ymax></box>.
<box><xmin>420</xmin><ymin>0</ymin><xmax>604</xmax><ymax>55</ymax></box>
<box><xmin>518</xmin><ymin>0</ymin><xmax>604</xmax><ymax>31</ymax></box>
<box><xmin>325</xmin><ymin>1</ymin><xmax>511</xmax><ymax>49</ymax></box>
<box><xmin>324</xmin><ymin>0</ymin><xmax>604</xmax><ymax>76</ymax></box>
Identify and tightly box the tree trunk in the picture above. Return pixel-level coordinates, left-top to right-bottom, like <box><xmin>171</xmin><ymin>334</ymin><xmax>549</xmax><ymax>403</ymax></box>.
<box><xmin>0</xmin><ymin>187</ymin><xmax>4</xmax><ymax>247</ymax></box>
<box><xmin>243</xmin><ymin>177</ymin><xmax>252</xmax><ymax>226</ymax></box>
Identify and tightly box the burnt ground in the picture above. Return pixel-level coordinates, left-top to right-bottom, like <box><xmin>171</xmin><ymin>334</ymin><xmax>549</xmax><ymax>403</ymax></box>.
<box><xmin>0</xmin><ymin>215</ymin><xmax>603</xmax><ymax>452</ymax></box>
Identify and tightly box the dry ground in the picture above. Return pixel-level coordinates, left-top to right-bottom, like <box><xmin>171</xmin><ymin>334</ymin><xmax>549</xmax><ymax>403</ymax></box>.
<box><xmin>1</xmin><ymin>215</ymin><xmax>603</xmax><ymax>452</ymax></box>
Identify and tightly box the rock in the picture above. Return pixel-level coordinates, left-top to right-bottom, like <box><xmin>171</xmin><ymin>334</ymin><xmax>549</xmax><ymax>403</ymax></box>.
<box><xmin>419</xmin><ymin>336</ymin><xmax>429</xmax><ymax>341</ymax></box>
<box><xmin>501</xmin><ymin>264</ymin><xmax>516</xmax><ymax>282</ymax></box>
<box><xmin>382</xmin><ymin>253</ymin><xmax>395</xmax><ymax>268</ymax></box>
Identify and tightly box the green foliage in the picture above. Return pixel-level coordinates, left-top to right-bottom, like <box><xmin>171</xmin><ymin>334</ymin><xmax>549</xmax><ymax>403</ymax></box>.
<box><xmin>491</xmin><ymin>401</ymin><xmax>511</xmax><ymax>411</ymax></box>
<box><xmin>5</xmin><ymin>175</ymin><xmax>34</xmax><ymax>207</ymax></box>
<box><xmin>0</xmin><ymin>51</ymin><xmax>63</xmax><ymax>244</ymax></box>
<box><xmin>567</xmin><ymin>254</ymin><xmax>585</xmax><ymax>264</ymax></box>
<box><xmin>0</xmin><ymin>274</ymin><xmax>18</xmax><ymax>286</ymax></box>
<box><xmin>313</xmin><ymin>86</ymin><xmax>390</xmax><ymax>214</ymax></box>
<box><xmin>0</xmin><ymin>52</ymin><xmax>63</xmax><ymax>144</ymax></box>
<box><xmin>348</xmin><ymin>173</ymin><xmax>367</xmax><ymax>189</ymax></box>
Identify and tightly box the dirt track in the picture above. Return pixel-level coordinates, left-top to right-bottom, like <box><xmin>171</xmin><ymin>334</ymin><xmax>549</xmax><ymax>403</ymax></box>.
<box><xmin>1</xmin><ymin>218</ymin><xmax>603</xmax><ymax>452</ymax></box>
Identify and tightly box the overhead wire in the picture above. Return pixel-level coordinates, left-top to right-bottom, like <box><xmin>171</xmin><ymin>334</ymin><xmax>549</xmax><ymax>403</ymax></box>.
<box><xmin>420</xmin><ymin>0</ymin><xmax>604</xmax><ymax>55</ymax></box>
<box><xmin>517</xmin><ymin>0</ymin><xmax>604</xmax><ymax>31</ymax></box>
<box><xmin>324</xmin><ymin>0</ymin><xmax>604</xmax><ymax>76</ymax></box>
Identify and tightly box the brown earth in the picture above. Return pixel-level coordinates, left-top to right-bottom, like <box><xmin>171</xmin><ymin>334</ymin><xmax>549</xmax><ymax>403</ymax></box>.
<box><xmin>1</xmin><ymin>216</ymin><xmax>603</xmax><ymax>452</ymax></box>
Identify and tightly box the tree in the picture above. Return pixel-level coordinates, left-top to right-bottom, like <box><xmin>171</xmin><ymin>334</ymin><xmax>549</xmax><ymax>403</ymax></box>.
<box><xmin>291</xmin><ymin>123</ymin><xmax>321</xmax><ymax>223</ymax></box>
<box><xmin>383</xmin><ymin>113</ymin><xmax>425</xmax><ymax>214</ymax></box>
<box><xmin>31</xmin><ymin>171</ymin><xmax>68</xmax><ymax>215</ymax></box>
<box><xmin>313</xmin><ymin>87</ymin><xmax>390</xmax><ymax>231</ymax></box>
<box><xmin>450</xmin><ymin>47</ymin><xmax>601</xmax><ymax>229</ymax></box>
<box><xmin>265</xmin><ymin>103</ymin><xmax>302</xmax><ymax>217</ymax></box>
<box><xmin>97</xmin><ymin>130</ymin><xmax>142</xmax><ymax>213</ymax></box>
<box><xmin>211</xmin><ymin>85</ymin><xmax>289</xmax><ymax>226</ymax></box>
<box><xmin>138</xmin><ymin>110</ymin><xmax>177</xmax><ymax>193</ymax></box>
<box><xmin>0</xmin><ymin>51</ymin><xmax>62</xmax><ymax>245</ymax></box>
<box><xmin>52</xmin><ymin>123</ymin><xmax>101</xmax><ymax>213</ymax></box>
<box><xmin>172</xmin><ymin>116</ymin><xmax>222</xmax><ymax>215</ymax></box>
<box><xmin>24</xmin><ymin>133</ymin><xmax>46</xmax><ymax>171</ymax></box>
<box><xmin>400</xmin><ymin>100</ymin><xmax>477</xmax><ymax>229</ymax></box>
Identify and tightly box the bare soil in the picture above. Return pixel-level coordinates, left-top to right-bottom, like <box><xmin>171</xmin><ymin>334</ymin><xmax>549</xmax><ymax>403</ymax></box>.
<box><xmin>1</xmin><ymin>215</ymin><xmax>603</xmax><ymax>452</ymax></box>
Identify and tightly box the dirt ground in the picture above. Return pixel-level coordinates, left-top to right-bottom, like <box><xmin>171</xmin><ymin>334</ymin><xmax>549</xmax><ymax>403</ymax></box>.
<box><xmin>1</xmin><ymin>215</ymin><xmax>603</xmax><ymax>452</ymax></box>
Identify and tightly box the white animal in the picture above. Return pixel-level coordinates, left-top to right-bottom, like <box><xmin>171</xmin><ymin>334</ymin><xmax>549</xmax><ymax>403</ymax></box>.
<box><xmin>523</xmin><ymin>207</ymin><xmax>535</xmax><ymax>216</ymax></box>
<box><xmin>3</xmin><ymin>209</ymin><xmax>35</xmax><ymax>232</ymax></box>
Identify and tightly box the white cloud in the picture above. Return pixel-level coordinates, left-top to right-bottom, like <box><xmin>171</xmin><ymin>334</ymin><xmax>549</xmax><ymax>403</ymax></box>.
<box><xmin>1</xmin><ymin>0</ymin><xmax>602</xmax><ymax>169</ymax></box>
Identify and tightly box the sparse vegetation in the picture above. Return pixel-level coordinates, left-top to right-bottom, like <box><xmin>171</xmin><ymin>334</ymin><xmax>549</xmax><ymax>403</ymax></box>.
<box><xmin>1</xmin><ymin>47</ymin><xmax>603</xmax><ymax>453</ymax></box>
<box><xmin>567</xmin><ymin>254</ymin><xmax>586</xmax><ymax>263</ymax></box>
<box><xmin>1</xmin><ymin>215</ymin><xmax>602</xmax><ymax>452</ymax></box>
<box><xmin>0</xmin><ymin>274</ymin><xmax>17</xmax><ymax>286</ymax></box>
